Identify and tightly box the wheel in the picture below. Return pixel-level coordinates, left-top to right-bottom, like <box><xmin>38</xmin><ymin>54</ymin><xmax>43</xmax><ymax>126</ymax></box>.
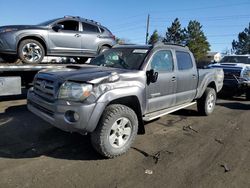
<box><xmin>18</xmin><ymin>39</ymin><xmax>45</xmax><ymax>64</ymax></box>
<box><xmin>0</xmin><ymin>54</ymin><xmax>18</xmax><ymax>63</ymax></box>
<box><xmin>73</xmin><ymin>57</ymin><xmax>89</xmax><ymax>64</ymax></box>
<box><xmin>246</xmin><ymin>88</ymin><xmax>250</xmax><ymax>101</ymax></box>
<box><xmin>99</xmin><ymin>46</ymin><xmax>110</xmax><ymax>54</ymax></box>
<box><xmin>91</xmin><ymin>104</ymin><xmax>138</xmax><ymax>158</ymax></box>
<box><xmin>197</xmin><ymin>87</ymin><xmax>216</xmax><ymax>116</ymax></box>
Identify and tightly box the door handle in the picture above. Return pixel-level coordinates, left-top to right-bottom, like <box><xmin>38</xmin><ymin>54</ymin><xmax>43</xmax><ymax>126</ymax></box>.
<box><xmin>74</xmin><ymin>34</ymin><xmax>81</xmax><ymax>37</ymax></box>
<box><xmin>171</xmin><ymin>76</ymin><xmax>176</xmax><ymax>82</ymax></box>
<box><xmin>192</xmin><ymin>74</ymin><xmax>197</xmax><ymax>79</ymax></box>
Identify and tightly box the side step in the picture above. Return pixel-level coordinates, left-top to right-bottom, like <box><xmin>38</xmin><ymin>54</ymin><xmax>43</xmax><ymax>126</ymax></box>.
<box><xmin>143</xmin><ymin>102</ymin><xmax>197</xmax><ymax>121</ymax></box>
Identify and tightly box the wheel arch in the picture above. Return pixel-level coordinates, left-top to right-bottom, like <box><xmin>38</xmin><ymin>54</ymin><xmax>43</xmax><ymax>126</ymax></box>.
<box><xmin>17</xmin><ymin>35</ymin><xmax>47</xmax><ymax>55</ymax></box>
<box><xmin>108</xmin><ymin>96</ymin><xmax>145</xmax><ymax>134</ymax></box>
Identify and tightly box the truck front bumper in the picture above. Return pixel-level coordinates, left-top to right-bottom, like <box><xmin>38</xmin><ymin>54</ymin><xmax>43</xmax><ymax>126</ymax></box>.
<box><xmin>27</xmin><ymin>89</ymin><xmax>105</xmax><ymax>134</ymax></box>
<box><xmin>222</xmin><ymin>79</ymin><xmax>250</xmax><ymax>94</ymax></box>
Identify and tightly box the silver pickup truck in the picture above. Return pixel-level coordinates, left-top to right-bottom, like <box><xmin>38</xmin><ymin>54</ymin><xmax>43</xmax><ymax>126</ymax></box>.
<box><xmin>27</xmin><ymin>43</ymin><xmax>224</xmax><ymax>158</ymax></box>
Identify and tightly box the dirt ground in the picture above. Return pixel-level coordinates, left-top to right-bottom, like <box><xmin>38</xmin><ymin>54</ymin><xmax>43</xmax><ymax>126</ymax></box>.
<box><xmin>0</xmin><ymin>95</ymin><xmax>250</xmax><ymax>188</ymax></box>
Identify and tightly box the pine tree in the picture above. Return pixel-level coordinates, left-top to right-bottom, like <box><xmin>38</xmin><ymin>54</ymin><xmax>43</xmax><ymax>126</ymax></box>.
<box><xmin>164</xmin><ymin>18</ymin><xmax>184</xmax><ymax>44</ymax></box>
<box><xmin>148</xmin><ymin>30</ymin><xmax>159</xmax><ymax>44</ymax></box>
<box><xmin>184</xmin><ymin>20</ymin><xmax>210</xmax><ymax>61</ymax></box>
<box><xmin>232</xmin><ymin>23</ymin><xmax>250</xmax><ymax>54</ymax></box>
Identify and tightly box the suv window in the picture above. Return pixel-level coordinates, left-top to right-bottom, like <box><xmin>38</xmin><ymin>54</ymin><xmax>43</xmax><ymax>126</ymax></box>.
<box><xmin>150</xmin><ymin>50</ymin><xmax>174</xmax><ymax>72</ymax></box>
<box><xmin>176</xmin><ymin>51</ymin><xmax>193</xmax><ymax>70</ymax></box>
<box><xmin>57</xmin><ymin>20</ymin><xmax>79</xmax><ymax>31</ymax></box>
<box><xmin>82</xmin><ymin>22</ymin><xmax>100</xmax><ymax>33</ymax></box>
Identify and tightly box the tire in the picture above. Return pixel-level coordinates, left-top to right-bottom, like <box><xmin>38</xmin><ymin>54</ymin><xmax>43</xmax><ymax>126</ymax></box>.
<box><xmin>0</xmin><ymin>54</ymin><xmax>18</xmax><ymax>63</ymax></box>
<box><xmin>99</xmin><ymin>46</ymin><xmax>110</xmax><ymax>54</ymax></box>
<box><xmin>18</xmin><ymin>39</ymin><xmax>45</xmax><ymax>64</ymax></box>
<box><xmin>91</xmin><ymin>104</ymin><xmax>138</xmax><ymax>158</ymax></box>
<box><xmin>197</xmin><ymin>87</ymin><xmax>216</xmax><ymax>116</ymax></box>
<box><xmin>246</xmin><ymin>88</ymin><xmax>250</xmax><ymax>101</ymax></box>
<box><xmin>73</xmin><ymin>57</ymin><xmax>89</xmax><ymax>64</ymax></box>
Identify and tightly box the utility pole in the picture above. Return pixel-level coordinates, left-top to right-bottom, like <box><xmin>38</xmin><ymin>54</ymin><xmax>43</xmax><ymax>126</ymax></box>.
<box><xmin>145</xmin><ymin>14</ymin><xmax>150</xmax><ymax>44</ymax></box>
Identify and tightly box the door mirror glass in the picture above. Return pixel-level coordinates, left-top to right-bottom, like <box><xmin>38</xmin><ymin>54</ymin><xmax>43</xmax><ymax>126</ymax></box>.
<box><xmin>146</xmin><ymin>69</ymin><xmax>158</xmax><ymax>84</ymax></box>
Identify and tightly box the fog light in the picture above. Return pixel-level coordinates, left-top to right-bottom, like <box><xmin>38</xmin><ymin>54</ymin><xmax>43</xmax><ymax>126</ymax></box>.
<box><xmin>65</xmin><ymin>110</ymin><xmax>79</xmax><ymax>123</ymax></box>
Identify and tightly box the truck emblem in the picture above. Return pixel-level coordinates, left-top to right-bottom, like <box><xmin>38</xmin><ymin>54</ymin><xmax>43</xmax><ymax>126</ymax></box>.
<box><xmin>40</xmin><ymin>80</ymin><xmax>47</xmax><ymax>89</ymax></box>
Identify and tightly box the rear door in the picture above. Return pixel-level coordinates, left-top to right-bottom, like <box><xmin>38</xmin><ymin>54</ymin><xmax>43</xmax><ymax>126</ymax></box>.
<box><xmin>175</xmin><ymin>51</ymin><xmax>198</xmax><ymax>105</ymax></box>
<box><xmin>146</xmin><ymin>49</ymin><xmax>177</xmax><ymax>113</ymax></box>
<box><xmin>48</xmin><ymin>20</ymin><xmax>82</xmax><ymax>54</ymax></box>
<box><xmin>81</xmin><ymin>22</ymin><xmax>101</xmax><ymax>54</ymax></box>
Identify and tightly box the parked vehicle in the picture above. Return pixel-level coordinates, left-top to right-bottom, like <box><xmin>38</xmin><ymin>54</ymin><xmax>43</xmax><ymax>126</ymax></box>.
<box><xmin>27</xmin><ymin>43</ymin><xmax>224</xmax><ymax>158</ymax></box>
<box><xmin>0</xmin><ymin>16</ymin><xmax>116</xmax><ymax>64</ymax></box>
<box><xmin>209</xmin><ymin>54</ymin><xmax>250</xmax><ymax>100</ymax></box>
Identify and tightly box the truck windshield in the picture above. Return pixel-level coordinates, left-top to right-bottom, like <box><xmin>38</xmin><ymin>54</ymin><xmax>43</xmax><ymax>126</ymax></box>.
<box><xmin>89</xmin><ymin>48</ymin><xmax>149</xmax><ymax>70</ymax></box>
<box><xmin>220</xmin><ymin>56</ymin><xmax>250</xmax><ymax>64</ymax></box>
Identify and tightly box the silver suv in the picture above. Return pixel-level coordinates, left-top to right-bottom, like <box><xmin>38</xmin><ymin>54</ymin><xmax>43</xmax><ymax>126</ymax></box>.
<box><xmin>0</xmin><ymin>16</ymin><xmax>116</xmax><ymax>63</ymax></box>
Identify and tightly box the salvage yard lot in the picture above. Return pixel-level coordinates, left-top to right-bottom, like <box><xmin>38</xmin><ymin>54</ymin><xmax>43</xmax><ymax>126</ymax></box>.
<box><xmin>0</xmin><ymin>96</ymin><xmax>250</xmax><ymax>188</ymax></box>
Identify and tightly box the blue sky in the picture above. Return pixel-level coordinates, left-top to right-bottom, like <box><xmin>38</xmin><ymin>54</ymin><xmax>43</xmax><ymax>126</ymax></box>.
<box><xmin>0</xmin><ymin>0</ymin><xmax>249</xmax><ymax>52</ymax></box>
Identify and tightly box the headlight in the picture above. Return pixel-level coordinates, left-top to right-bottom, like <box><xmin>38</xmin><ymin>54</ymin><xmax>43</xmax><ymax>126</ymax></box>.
<box><xmin>58</xmin><ymin>81</ymin><xmax>93</xmax><ymax>101</ymax></box>
<box><xmin>242</xmin><ymin>68</ymin><xmax>250</xmax><ymax>80</ymax></box>
<box><xmin>0</xmin><ymin>28</ymin><xmax>18</xmax><ymax>34</ymax></box>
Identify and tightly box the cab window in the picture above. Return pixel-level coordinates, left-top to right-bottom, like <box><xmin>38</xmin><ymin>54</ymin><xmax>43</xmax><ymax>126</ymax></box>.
<box><xmin>150</xmin><ymin>50</ymin><xmax>174</xmax><ymax>72</ymax></box>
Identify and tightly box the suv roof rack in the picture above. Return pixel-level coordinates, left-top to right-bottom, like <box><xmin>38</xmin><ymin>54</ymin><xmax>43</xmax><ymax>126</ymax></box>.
<box><xmin>63</xmin><ymin>16</ymin><xmax>101</xmax><ymax>25</ymax></box>
<box><xmin>64</xmin><ymin>15</ymin><xmax>80</xmax><ymax>19</ymax></box>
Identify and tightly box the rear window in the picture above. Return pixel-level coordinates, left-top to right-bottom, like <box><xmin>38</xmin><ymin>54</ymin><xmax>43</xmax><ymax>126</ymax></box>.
<box><xmin>176</xmin><ymin>51</ymin><xmax>193</xmax><ymax>70</ymax></box>
<box><xmin>82</xmin><ymin>22</ymin><xmax>100</xmax><ymax>33</ymax></box>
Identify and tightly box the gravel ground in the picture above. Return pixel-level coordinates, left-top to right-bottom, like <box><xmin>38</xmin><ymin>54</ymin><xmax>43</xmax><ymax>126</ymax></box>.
<box><xmin>0</xmin><ymin>96</ymin><xmax>249</xmax><ymax>188</ymax></box>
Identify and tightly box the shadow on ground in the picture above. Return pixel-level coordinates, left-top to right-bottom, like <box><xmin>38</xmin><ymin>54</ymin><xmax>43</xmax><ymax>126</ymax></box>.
<box><xmin>0</xmin><ymin>104</ymin><xmax>102</xmax><ymax>160</ymax></box>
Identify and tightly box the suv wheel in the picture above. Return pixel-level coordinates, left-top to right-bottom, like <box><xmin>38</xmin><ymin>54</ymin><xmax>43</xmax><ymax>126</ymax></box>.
<box><xmin>91</xmin><ymin>104</ymin><xmax>138</xmax><ymax>158</ymax></box>
<box><xmin>197</xmin><ymin>87</ymin><xmax>216</xmax><ymax>116</ymax></box>
<box><xmin>18</xmin><ymin>39</ymin><xmax>45</xmax><ymax>64</ymax></box>
<box><xmin>99</xmin><ymin>46</ymin><xmax>110</xmax><ymax>54</ymax></box>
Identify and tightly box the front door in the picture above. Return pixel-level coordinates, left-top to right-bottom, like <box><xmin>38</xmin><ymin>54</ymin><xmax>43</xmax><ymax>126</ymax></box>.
<box><xmin>48</xmin><ymin>20</ymin><xmax>82</xmax><ymax>55</ymax></box>
<box><xmin>146</xmin><ymin>50</ymin><xmax>177</xmax><ymax>113</ymax></box>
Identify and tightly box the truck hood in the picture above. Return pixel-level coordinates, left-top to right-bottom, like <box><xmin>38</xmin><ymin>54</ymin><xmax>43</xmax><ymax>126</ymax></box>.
<box><xmin>210</xmin><ymin>63</ymin><xmax>249</xmax><ymax>69</ymax></box>
<box><xmin>39</xmin><ymin>65</ymin><xmax>132</xmax><ymax>84</ymax></box>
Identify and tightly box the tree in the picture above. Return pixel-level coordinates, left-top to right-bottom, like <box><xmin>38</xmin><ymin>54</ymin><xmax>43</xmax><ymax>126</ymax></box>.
<box><xmin>232</xmin><ymin>23</ymin><xmax>250</xmax><ymax>54</ymax></box>
<box><xmin>164</xmin><ymin>18</ymin><xmax>184</xmax><ymax>44</ymax></box>
<box><xmin>184</xmin><ymin>20</ymin><xmax>210</xmax><ymax>61</ymax></box>
<box><xmin>148</xmin><ymin>30</ymin><xmax>160</xmax><ymax>44</ymax></box>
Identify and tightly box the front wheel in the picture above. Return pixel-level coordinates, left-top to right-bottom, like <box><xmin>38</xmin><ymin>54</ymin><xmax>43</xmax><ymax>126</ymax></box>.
<box><xmin>197</xmin><ymin>88</ymin><xmax>216</xmax><ymax>116</ymax></box>
<box><xmin>91</xmin><ymin>104</ymin><xmax>138</xmax><ymax>158</ymax></box>
<box><xmin>18</xmin><ymin>39</ymin><xmax>45</xmax><ymax>64</ymax></box>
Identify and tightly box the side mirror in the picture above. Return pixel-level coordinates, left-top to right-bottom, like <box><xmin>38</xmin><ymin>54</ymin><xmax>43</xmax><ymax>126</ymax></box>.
<box><xmin>146</xmin><ymin>69</ymin><xmax>158</xmax><ymax>84</ymax></box>
<box><xmin>52</xmin><ymin>24</ymin><xmax>63</xmax><ymax>32</ymax></box>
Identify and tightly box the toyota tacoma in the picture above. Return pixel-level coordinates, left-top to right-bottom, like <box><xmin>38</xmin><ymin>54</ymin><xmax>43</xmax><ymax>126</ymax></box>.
<box><xmin>27</xmin><ymin>43</ymin><xmax>224</xmax><ymax>158</ymax></box>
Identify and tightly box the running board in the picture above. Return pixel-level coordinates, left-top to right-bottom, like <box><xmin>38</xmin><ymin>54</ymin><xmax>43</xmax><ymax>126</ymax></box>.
<box><xmin>143</xmin><ymin>102</ymin><xmax>197</xmax><ymax>121</ymax></box>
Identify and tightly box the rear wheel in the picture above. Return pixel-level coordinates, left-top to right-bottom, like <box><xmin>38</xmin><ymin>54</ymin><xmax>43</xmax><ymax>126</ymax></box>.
<box><xmin>91</xmin><ymin>104</ymin><xmax>138</xmax><ymax>158</ymax></box>
<box><xmin>99</xmin><ymin>46</ymin><xmax>110</xmax><ymax>54</ymax></box>
<box><xmin>18</xmin><ymin>39</ymin><xmax>45</xmax><ymax>64</ymax></box>
<box><xmin>197</xmin><ymin>87</ymin><xmax>216</xmax><ymax>116</ymax></box>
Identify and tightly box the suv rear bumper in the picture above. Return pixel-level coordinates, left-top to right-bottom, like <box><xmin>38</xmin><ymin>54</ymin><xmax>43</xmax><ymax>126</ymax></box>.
<box><xmin>27</xmin><ymin>89</ymin><xmax>104</xmax><ymax>134</ymax></box>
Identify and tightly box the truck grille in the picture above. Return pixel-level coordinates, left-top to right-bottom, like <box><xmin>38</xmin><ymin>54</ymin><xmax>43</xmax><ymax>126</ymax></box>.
<box><xmin>33</xmin><ymin>77</ymin><xmax>57</xmax><ymax>102</ymax></box>
<box><xmin>223</xmin><ymin>69</ymin><xmax>241</xmax><ymax>80</ymax></box>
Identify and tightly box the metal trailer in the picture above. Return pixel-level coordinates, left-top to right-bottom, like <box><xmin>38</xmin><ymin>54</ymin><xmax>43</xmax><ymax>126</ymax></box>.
<box><xmin>0</xmin><ymin>64</ymin><xmax>69</xmax><ymax>96</ymax></box>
